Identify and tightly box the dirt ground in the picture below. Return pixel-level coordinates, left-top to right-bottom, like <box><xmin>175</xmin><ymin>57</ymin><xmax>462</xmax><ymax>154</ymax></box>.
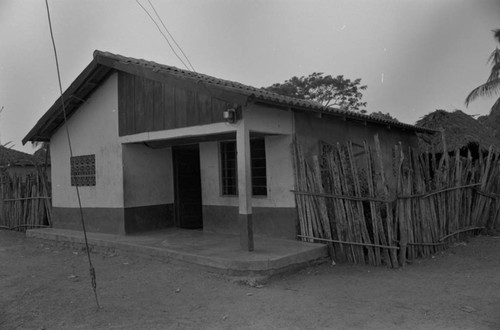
<box><xmin>1</xmin><ymin>231</ymin><xmax>499</xmax><ymax>330</ymax></box>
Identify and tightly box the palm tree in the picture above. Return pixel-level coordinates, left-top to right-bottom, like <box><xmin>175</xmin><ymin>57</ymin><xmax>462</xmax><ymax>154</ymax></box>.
<box><xmin>465</xmin><ymin>29</ymin><xmax>500</xmax><ymax>108</ymax></box>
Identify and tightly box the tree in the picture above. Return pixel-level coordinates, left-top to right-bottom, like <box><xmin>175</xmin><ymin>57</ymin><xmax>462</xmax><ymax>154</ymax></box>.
<box><xmin>265</xmin><ymin>72</ymin><xmax>367</xmax><ymax>112</ymax></box>
<box><xmin>465</xmin><ymin>29</ymin><xmax>500</xmax><ymax>108</ymax></box>
<box><xmin>369</xmin><ymin>111</ymin><xmax>399</xmax><ymax>122</ymax></box>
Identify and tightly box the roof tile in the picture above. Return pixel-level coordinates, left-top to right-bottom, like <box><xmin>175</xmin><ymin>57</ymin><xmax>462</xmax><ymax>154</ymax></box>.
<box><xmin>24</xmin><ymin>50</ymin><xmax>436</xmax><ymax>144</ymax></box>
<box><xmin>102</xmin><ymin>50</ymin><xmax>426</xmax><ymax>131</ymax></box>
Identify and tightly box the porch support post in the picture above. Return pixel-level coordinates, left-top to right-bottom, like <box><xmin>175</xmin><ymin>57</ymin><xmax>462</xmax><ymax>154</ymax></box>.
<box><xmin>236</xmin><ymin>120</ymin><xmax>254</xmax><ymax>251</ymax></box>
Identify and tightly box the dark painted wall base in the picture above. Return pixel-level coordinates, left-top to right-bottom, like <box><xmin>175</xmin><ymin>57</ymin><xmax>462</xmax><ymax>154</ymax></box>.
<box><xmin>203</xmin><ymin>205</ymin><xmax>298</xmax><ymax>240</ymax></box>
<box><xmin>53</xmin><ymin>204</ymin><xmax>297</xmax><ymax>239</ymax></box>
<box><xmin>52</xmin><ymin>207</ymin><xmax>126</xmax><ymax>234</ymax></box>
<box><xmin>52</xmin><ymin>203</ymin><xmax>175</xmax><ymax>235</ymax></box>
<box><xmin>124</xmin><ymin>204</ymin><xmax>174</xmax><ymax>233</ymax></box>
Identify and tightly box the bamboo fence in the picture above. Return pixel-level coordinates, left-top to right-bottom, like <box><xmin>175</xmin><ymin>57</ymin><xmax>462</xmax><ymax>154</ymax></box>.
<box><xmin>293</xmin><ymin>135</ymin><xmax>500</xmax><ymax>268</ymax></box>
<box><xmin>0</xmin><ymin>167</ymin><xmax>52</xmax><ymax>231</ymax></box>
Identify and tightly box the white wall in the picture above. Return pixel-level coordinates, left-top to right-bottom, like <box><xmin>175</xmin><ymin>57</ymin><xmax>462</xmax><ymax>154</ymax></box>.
<box><xmin>243</xmin><ymin>103</ymin><xmax>293</xmax><ymax>135</ymax></box>
<box><xmin>122</xmin><ymin>144</ymin><xmax>174</xmax><ymax>207</ymax></box>
<box><xmin>50</xmin><ymin>73</ymin><xmax>123</xmax><ymax>208</ymax></box>
<box><xmin>199</xmin><ymin>103</ymin><xmax>296</xmax><ymax>209</ymax></box>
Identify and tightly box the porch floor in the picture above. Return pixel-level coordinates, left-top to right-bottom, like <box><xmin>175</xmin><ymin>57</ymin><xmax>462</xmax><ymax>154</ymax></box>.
<box><xmin>26</xmin><ymin>228</ymin><xmax>328</xmax><ymax>276</ymax></box>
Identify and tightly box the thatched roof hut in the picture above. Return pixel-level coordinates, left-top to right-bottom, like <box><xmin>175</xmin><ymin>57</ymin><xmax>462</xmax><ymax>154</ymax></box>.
<box><xmin>0</xmin><ymin>146</ymin><xmax>39</xmax><ymax>167</ymax></box>
<box><xmin>478</xmin><ymin>99</ymin><xmax>500</xmax><ymax>140</ymax></box>
<box><xmin>0</xmin><ymin>146</ymin><xmax>47</xmax><ymax>177</ymax></box>
<box><xmin>416</xmin><ymin>109</ymin><xmax>500</xmax><ymax>154</ymax></box>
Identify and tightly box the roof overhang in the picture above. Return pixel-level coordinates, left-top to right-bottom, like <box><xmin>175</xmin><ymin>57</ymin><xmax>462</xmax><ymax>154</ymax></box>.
<box><xmin>22</xmin><ymin>51</ymin><xmax>251</xmax><ymax>144</ymax></box>
<box><xmin>22</xmin><ymin>57</ymin><xmax>114</xmax><ymax>144</ymax></box>
<box><xmin>23</xmin><ymin>50</ymin><xmax>437</xmax><ymax>145</ymax></box>
<box><xmin>247</xmin><ymin>97</ymin><xmax>438</xmax><ymax>134</ymax></box>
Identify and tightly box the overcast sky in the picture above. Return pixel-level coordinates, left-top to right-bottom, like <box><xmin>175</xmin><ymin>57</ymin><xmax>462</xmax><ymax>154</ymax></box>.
<box><xmin>0</xmin><ymin>0</ymin><xmax>499</xmax><ymax>153</ymax></box>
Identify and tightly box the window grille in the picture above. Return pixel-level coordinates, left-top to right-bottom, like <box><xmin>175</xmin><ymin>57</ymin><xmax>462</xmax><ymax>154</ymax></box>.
<box><xmin>250</xmin><ymin>138</ymin><xmax>267</xmax><ymax>196</ymax></box>
<box><xmin>220</xmin><ymin>141</ymin><xmax>237</xmax><ymax>195</ymax></box>
<box><xmin>70</xmin><ymin>154</ymin><xmax>96</xmax><ymax>186</ymax></box>
<box><xmin>219</xmin><ymin>138</ymin><xmax>267</xmax><ymax>196</ymax></box>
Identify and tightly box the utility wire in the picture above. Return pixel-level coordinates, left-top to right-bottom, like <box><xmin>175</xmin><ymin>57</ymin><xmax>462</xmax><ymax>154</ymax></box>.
<box><xmin>135</xmin><ymin>0</ymin><xmax>192</xmax><ymax>71</ymax></box>
<box><xmin>146</xmin><ymin>0</ymin><xmax>196</xmax><ymax>72</ymax></box>
<box><xmin>44</xmin><ymin>0</ymin><xmax>100</xmax><ymax>310</ymax></box>
<box><xmin>135</xmin><ymin>1</ymin><xmax>228</xmax><ymax>106</ymax></box>
<box><xmin>136</xmin><ymin>2</ymin><xmax>229</xmax><ymax>104</ymax></box>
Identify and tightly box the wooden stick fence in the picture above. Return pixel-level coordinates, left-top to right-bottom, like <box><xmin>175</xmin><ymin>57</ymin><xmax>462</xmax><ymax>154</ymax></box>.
<box><xmin>293</xmin><ymin>136</ymin><xmax>500</xmax><ymax>268</ymax></box>
<box><xmin>0</xmin><ymin>167</ymin><xmax>52</xmax><ymax>231</ymax></box>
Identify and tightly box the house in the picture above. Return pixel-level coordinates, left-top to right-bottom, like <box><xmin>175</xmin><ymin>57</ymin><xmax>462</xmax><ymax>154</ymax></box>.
<box><xmin>0</xmin><ymin>145</ymin><xmax>47</xmax><ymax>178</ymax></box>
<box><xmin>417</xmin><ymin>109</ymin><xmax>500</xmax><ymax>157</ymax></box>
<box><xmin>23</xmin><ymin>50</ymin><xmax>433</xmax><ymax>248</ymax></box>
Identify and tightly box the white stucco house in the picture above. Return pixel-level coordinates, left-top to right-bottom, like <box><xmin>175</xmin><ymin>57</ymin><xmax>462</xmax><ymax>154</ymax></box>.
<box><xmin>23</xmin><ymin>51</ymin><xmax>432</xmax><ymax>249</ymax></box>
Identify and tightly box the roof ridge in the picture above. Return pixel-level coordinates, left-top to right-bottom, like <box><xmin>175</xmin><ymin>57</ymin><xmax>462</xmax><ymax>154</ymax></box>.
<box><xmin>24</xmin><ymin>50</ymin><xmax>436</xmax><ymax>144</ymax></box>
<box><xmin>94</xmin><ymin>50</ymin><xmax>348</xmax><ymax>105</ymax></box>
<box><xmin>93</xmin><ymin>50</ymin><xmax>434</xmax><ymax>133</ymax></box>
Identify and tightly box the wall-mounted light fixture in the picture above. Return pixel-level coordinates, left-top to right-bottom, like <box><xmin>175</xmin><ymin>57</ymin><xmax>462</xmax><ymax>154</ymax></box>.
<box><xmin>223</xmin><ymin>108</ymin><xmax>237</xmax><ymax>124</ymax></box>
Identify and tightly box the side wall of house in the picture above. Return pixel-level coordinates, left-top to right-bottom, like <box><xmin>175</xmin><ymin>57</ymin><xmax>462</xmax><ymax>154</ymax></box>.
<box><xmin>200</xmin><ymin>103</ymin><xmax>297</xmax><ymax>239</ymax></box>
<box><xmin>122</xmin><ymin>144</ymin><xmax>174</xmax><ymax>232</ymax></box>
<box><xmin>50</xmin><ymin>73</ymin><xmax>125</xmax><ymax>234</ymax></box>
<box><xmin>293</xmin><ymin>112</ymin><xmax>420</xmax><ymax>186</ymax></box>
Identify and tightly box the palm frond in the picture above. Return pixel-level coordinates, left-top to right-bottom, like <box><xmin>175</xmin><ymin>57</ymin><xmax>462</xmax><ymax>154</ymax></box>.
<box><xmin>465</xmin><ymin>78</ymin><xmax>500</xmax><ymax>106</ymax></box>
<box><xmin>486</xmin><ymin>61</ymin><xmax>500</xmax><ymax>83</ymax></box>
<box><xmin>488</xmin><ymin>47</ymin><xmax>500</xmax><ymax>66</ymax></box>
<box><xmin>494</xmin><ymin>29</ymin><xmax>500</xmax><ymax>43</ymax></box>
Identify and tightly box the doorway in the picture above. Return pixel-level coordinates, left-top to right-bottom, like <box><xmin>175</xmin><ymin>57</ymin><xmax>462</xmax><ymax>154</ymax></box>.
<box><xmin>173</xmin><ymin>144</ymin><xmax>203</xmax><ymax>229</ymax></box>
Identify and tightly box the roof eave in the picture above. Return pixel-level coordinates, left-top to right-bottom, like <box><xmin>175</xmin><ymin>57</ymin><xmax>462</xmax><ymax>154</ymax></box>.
<box><xmin>24</xmin><ymin>50</ymin><xmax>437</xmax><ymax>145</ymax></box>
<box><xmin>22</xmin><ymin>58</ymin><xmax>113</xmax><ymax>145</ymax></box>
<box><xmin>248</xmin><ymin>95</ymin><xmax>438</xmax><ymax>135</ymax></box>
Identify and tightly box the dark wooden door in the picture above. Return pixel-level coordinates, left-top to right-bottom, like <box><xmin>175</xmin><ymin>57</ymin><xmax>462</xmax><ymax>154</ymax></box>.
<box><xmin>173</xmin><ymin>145</ymin><xmax>203</xmax><ymax>229</ymax></box>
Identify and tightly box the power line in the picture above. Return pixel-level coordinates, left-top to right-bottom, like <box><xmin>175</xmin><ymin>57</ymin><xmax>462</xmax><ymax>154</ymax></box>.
<box><xmin>135</xmin><ymin>1</ymin><xmax>231</xmax><ymax>105</ymax></box>
<box><xmin>44</xmin><ymin>0</ymin><xmax>100</xmax><ymax>310</ymax></box>
<box><xmin>135</xmin><ymin>0</ymin><xmax>192</xmax><ymax>71</ymax></box>
<box><xmin>146</xmin><ymin>0</ymin><xmax>196</xmax><ymax>72</ymax></box>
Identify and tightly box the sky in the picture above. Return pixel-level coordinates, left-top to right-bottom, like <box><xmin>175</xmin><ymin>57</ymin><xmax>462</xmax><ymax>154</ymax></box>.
<box><xmin>0</xmin><ymin>0</ymin><xmax>499</xmax><ymax>153</ymax></box>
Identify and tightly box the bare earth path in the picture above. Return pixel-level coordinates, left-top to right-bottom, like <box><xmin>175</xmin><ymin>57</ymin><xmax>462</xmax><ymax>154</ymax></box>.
<box><xmin>1</xmin><ymin>230</ymin><xmax>499</xmax><ymax>329</ymax></box>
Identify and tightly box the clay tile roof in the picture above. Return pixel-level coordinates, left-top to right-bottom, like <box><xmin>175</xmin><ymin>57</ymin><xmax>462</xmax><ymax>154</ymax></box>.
<box><xmin>23</xmin><ymin>50</ymin><xmax>436</xmax><ymax>144</ymax></box>
<box><xmin>93</xmin><ymin>51</ymin><xmax>436</xmax><ymax>133</ymax></box>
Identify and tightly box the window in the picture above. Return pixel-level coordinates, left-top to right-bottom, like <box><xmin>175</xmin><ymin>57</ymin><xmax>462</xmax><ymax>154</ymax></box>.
<box><xmin>250</xmin><ymin>138</ymin><xmax>267</xmax><ymax>196</ymax></box>
<box><xmin>220</xmin><ymin>138</ymin><xmax>267</xmax><ymax>196</ymax></box>
<box><xmin>220</xmin><ymin>141</ymin><xmax>238</xmax><ymax>195</ymax></box>
<box><xmin>70</xmin><ymin>154</ymin><xmax>96</xmax><ymax>186</ymax></box>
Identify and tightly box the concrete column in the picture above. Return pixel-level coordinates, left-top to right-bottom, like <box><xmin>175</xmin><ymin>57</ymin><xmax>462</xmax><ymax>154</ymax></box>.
<box><xmin>236</xmin><ymin>120</ymin><xmax>254</xmax><ymax>251</ymax></box>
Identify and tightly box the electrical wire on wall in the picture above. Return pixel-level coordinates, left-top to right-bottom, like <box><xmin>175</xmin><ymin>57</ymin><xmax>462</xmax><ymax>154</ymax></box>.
<box><xmin>44</xmin><ymin>0</ymin><xmax>100</xmax><ymax>310</ymax></box>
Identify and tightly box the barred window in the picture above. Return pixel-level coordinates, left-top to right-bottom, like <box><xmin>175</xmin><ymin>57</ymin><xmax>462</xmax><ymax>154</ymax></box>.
<box><xmin>220</xmin><ymin>141</ymin><xmax>237</xmax><ymax>195</ymax></box>
<box><xmin>250</xmin><ymin>138</ymin><xmax>267</xmax><ymax>196</ymax></box>
<box><xmin>70</xmin><ymin>154</ymin><xmax>96</xmax><ymax>186</ymax></box>
<box><xmin>220</xmin><ymin>138</ymin><xmax>267</xmax><ymax>196</ymax></box>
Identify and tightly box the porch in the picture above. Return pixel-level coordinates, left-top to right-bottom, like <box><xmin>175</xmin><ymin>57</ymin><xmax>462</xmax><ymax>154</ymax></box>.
<box><xmin>119</xmin><ymin>105</ymin><xmax>296</xmax><ymax>248</ymax></box>
<box><xmin>26</xmin><ymin>227</ymin><xmax>328</xmax><ymax>276</ymax></box>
